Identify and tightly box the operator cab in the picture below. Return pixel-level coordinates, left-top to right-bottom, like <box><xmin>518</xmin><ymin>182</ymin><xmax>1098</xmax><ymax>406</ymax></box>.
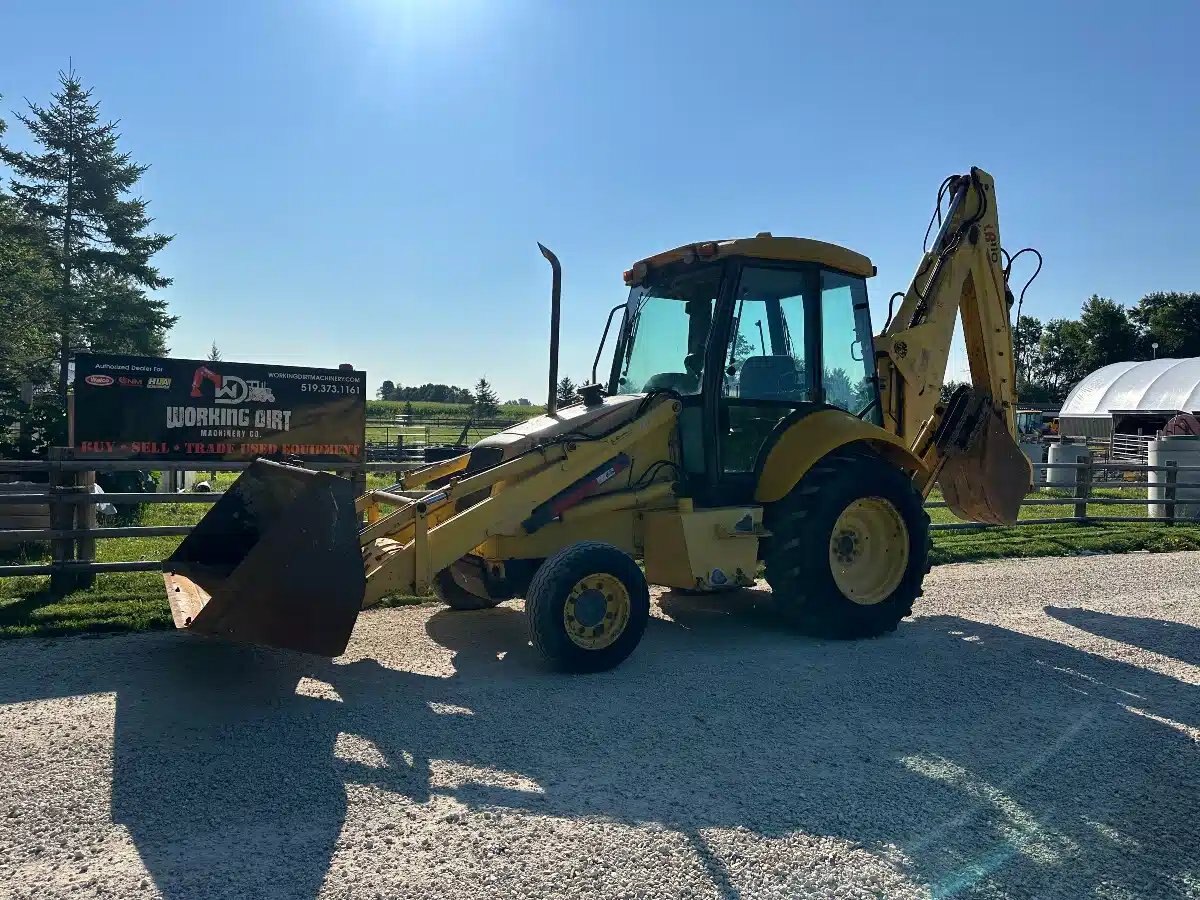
<box><xmin>609</xmin><ymin>235</ymin><xmax>880</xmax><ymax>505</ymax></box>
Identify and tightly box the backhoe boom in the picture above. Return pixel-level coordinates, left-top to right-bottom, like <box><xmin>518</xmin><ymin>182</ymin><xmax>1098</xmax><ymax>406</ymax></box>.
<box><xmin>874</xmin><ymin>167</ymin><xmax>1031</xmax><ymax>523</ymax></box>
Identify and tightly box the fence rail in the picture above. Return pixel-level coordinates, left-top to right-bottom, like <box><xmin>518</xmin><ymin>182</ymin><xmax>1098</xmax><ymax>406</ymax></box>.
<box><xmin>0</xmin><ymin>454</ymin><xmax>420</xmax><ymax>590</ymax></box>
<box><xmin>1107</xmin><ymin>432</ymin><xmax>1157</xmax><ymax>462</ymax></box>
<box><xmin>1</xmin><ymin>454</ymin><xmax>1197</xmax><ymax>587</ymax></box>
<box><xmin>363</xmin><ymin>416</ymin><xmax>521</xmax><ymax>452</ymax></box>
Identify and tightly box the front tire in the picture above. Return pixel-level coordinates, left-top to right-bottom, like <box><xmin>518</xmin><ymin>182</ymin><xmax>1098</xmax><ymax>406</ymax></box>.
<box><xmin>525</xmin><ymin>542</ymin><xmax>650</xmax><ymax>672</ymax></box>
<box><xmin>763</xmin><ymin>448</ymin><xmax>929</xmax><ymax>638</ymax></box>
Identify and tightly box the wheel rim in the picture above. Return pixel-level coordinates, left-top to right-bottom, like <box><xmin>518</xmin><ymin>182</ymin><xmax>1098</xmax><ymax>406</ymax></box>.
<box><xmin>828</xmin><ymin>496</ymin><xmax>909</xmax><ymax>606</ymax></box>
<box><xmin>563</xmin><ymin>573</ymin><xmax>631</xmax><ymax>650</ymax></box>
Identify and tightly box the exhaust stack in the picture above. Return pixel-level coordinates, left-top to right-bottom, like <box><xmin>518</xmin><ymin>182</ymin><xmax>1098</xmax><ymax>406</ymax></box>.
<box><xmin>539</xmin><ymin>243</ymin><xmax>562</xmax><ymax>416</ymax></box>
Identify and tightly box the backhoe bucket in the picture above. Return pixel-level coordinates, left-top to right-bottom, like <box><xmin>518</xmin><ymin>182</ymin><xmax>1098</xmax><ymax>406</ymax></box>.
<box><xmin>163</xmin><ymin>460</ymin><xmax>366</xmax><ymax>656</ymax></box>
<box><xmin>938</xmin><ymin>407</ymin><xmax>1032</xmax><ymax>526</ymax></box>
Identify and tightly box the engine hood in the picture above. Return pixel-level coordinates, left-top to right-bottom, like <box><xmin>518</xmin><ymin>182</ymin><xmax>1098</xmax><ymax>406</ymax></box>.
<box><xmin>472</xmin><ymin>394</ymin><xmax>648</xmax><ymax>462</ymax></box>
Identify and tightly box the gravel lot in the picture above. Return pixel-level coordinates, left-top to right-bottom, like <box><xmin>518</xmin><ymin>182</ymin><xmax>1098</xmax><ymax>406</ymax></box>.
<box><xmin>1</xmin><ymin>551</ymin><xmax>1197</xmax><ymax>899</ymax></box>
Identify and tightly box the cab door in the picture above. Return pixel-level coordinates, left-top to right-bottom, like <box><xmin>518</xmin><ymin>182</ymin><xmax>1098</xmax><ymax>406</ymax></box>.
<box><xmin>708</xmin><ymin>262</ymin><xmax>820</xmax><ymax>500</ymax></box>
<box><xmin>704</xmin><ymin>261</ymin><xmax>879</xmax><ymax>503</ymax></box>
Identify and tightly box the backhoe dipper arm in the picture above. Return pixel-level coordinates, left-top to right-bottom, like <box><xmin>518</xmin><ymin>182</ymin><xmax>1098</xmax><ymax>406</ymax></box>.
<box><xmin>876</xmin><ymin>167</ymin><xmax>1015</xmax><ymax>440</ymax></box>
<box><xmin>874</xmin><ymin>167</ymin><xmax>1030</xmax><ymax>524</ymax></box>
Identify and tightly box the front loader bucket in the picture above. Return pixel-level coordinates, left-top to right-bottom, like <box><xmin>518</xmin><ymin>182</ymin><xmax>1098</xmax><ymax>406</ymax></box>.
<box><xmin>939</xmin><ymin>408</ymin><xmax>1032</xmax><ymax>526</ymax></box>
<box><xmin>163</xmin><ymin>460</ymin><xmax>366</xmax><ymax>656</ymax></box>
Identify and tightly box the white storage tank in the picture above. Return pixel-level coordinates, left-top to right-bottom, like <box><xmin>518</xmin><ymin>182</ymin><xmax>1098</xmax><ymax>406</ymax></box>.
<box><xmin>1148</xmin><ymin>435</ymin><xmax>1200</xmax><ymax>520</ymax></box>
<box><xmin>1046</xmin><ymin>441</ymin><xmax>1090</xmax><ymax>487</ymax></box>
<box><xmin>1019</xmin><ymin>441</ymin><xmax>1045</xmax><ymax>485</ymax></box>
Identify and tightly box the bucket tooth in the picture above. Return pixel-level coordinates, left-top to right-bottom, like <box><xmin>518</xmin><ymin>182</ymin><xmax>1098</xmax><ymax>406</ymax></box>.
<box><xmin>163</xmin><ymin>460</ymin><xmax>366</xmax><ymax>656</ymax></box>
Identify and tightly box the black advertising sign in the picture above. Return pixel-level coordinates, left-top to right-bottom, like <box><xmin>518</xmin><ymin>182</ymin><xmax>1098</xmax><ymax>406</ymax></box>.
<box><xmin>73</xmin><ymin>353</ymin><xmax>366</xmax><ymax>462</ymax></box>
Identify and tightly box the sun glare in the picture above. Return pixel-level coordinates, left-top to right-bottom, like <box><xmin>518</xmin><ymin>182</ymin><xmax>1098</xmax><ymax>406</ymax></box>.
<box><xmin>343</xmin><ymin>0</ymin><xmax>503</xmax><ymax>54</ymax></box>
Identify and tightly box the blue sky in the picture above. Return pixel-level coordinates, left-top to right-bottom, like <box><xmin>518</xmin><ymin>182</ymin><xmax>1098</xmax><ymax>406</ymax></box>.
<box><xmin>3</xmin><ymin>0</ymin><xmax>1198</xmax><ymax>400</ymax></box>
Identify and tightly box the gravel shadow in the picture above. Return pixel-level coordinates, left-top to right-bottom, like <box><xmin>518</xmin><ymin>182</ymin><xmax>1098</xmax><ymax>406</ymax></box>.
<box><xmin>0</xmin><ymin>598</ymin><xmax>1196</xmax><ymax>899</ymax></box>
<box><xmin>1045</xmin><ymin>605</ymin><xmax>1200</xmax><ymax>668</ymax></box>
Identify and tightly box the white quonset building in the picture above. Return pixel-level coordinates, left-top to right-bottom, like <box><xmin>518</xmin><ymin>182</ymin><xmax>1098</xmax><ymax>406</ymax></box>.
<box><xmin>1059</xmin><ymin>357</ymin><xmax>1200</xmax><ymax>439</ymax></box>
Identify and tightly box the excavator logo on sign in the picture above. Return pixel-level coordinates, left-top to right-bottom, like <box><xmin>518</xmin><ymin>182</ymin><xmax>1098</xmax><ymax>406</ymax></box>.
<box><xmin>190</xmin><ymin>365</ymin><xmax>276</xmax><ymax>405</ymax></box>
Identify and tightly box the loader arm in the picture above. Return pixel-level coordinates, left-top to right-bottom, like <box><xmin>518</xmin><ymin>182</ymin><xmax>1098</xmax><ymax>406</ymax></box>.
<box><xmin>874</xmin><ymin>167</ymin><xmax>1031</xmax><ymax>523</ymax></box>
<box><xmin>359</xmin><ymin>396</ymin><xmax>681</xmax><ymax>606</ymax></box>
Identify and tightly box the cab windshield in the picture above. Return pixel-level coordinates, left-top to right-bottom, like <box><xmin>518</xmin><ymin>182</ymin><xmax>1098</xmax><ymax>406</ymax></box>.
<box><xmin>612</xmin><ymin>262</ymin><xmax>722</xmax><ymax>395</ymax></box>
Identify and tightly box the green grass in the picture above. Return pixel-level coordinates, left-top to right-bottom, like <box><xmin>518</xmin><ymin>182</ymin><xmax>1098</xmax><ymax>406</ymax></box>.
<box><xmin>3</xmin><ymin>478</ymin><xmax>1197</xmax><ymax>640</ymax></box>
<box><xmin>929</xmin><ymin>521</ymin><xmax>1200</xmax><ymax>565</ymax></box>
<box><xmin>0</xmin><ymin>575</ymin><xmax>175</xmax><ymax>639</ymax></box>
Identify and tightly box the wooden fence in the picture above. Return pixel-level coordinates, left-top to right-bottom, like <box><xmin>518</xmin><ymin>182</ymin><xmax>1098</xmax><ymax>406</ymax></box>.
<box><xmin>1</xmin><ymin>455</ymin><xmax>1197</xmax><ymax>590</ymax></box>
<box><xmin>0</xmin><ymin>454</ymin><xmax>418</xmax><ymax>590</ymax></box>
<box><xmin>926</xmin><ymin>459</ymin><xmax>1198</xmax><ymax>529</ymax></box>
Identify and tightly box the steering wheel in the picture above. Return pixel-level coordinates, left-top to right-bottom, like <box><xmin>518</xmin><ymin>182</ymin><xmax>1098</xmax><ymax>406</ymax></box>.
<box><xmin>776</xmin><ymin>367</ymin><xmax>805</xmax><ymax>399</ymax></box>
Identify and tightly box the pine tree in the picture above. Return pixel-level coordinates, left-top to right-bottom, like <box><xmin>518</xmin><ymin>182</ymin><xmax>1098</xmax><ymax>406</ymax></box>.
<box><xmin>556</xmin><ymin>376</ymin><xmax>577</xmax><ymax>406</ymax></box>
<box><xmin>473</xmin><ymin>377</ymin><xmax>500</xmax><ymax>418</ymax></box>
<box><xmin>0</xmin><ymin>100</ymin><xmax>58</xmax><ymax>455</ymax></box>
<box><xmin>0</xmin><ymin>68</ymin><xmax>174</xmax><ymax>415</ymax></box>
<box><xmin>0</xmin><ymin>195</ymin><xmax>58</xmax><ymax>456</ymax></box>
<box><xmin>207</xmin><ymin>341</ymin><xmax>222</xmax><ymax>362</ymax></box>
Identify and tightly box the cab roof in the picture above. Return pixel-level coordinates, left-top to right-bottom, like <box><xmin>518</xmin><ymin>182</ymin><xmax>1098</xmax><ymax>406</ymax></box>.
<box><xmin>632</xmin><ymin>234</ymin><xmax>875</xmax><ymax>279</ymax></box>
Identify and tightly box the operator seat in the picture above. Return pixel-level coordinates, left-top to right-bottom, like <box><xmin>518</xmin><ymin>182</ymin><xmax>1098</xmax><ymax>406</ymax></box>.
<box><xmin>737</xmin><ymin>355</ymin><xmax>804</xmax><ymax>401</ymax></box>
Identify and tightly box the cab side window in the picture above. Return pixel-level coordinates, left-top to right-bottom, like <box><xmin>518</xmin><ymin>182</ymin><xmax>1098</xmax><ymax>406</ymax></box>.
<box><xmin>724</xmin><ymin>267</ymin><xmax>809</xmax><ymax>402</ymax></box>
<box><xmin>820</xmin><ymin>270</ymin><xmax>878</xmax><ymax>420</ymax></box>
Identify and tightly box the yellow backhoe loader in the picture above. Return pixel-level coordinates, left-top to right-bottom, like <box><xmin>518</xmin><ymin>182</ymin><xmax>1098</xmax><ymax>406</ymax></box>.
<box><xmin>164</xmin><ymin>166</ymin><xmax>1033</xmax><ymax>670</ymax></box>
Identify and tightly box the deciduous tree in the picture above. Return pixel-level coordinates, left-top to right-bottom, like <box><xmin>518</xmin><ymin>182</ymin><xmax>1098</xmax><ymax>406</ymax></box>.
<box><xmin>1037</xmin><ymin>318</ymin><xmax>1089</xmax><ymax>398</ymax></box>
<box><xmin>1130</xmin><ymin>291</ymin><xmax>1200</xmax><ymax>358</ymax></box>
<box><xmin>1013</xmin><ymin>315</ymin><xmax>1043</xmax><ymax>389</ymax></box>
<box><xmin>1077</xmin><ymin>296</ymin><xmax>1137</xmax><ymax>373</ymax></box>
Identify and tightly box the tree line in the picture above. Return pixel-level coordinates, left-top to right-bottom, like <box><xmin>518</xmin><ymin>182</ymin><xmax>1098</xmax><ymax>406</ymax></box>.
<box><xmin>1013</xmin><ymin>292</ymin><xmax>1200</xmax><ymax>402</ymax></box>
<box><xmin>1</xmin><ymin>69</ymin><xmax>173</xmax><ymax>457</ymax></box>
<box><xmin>376</xmin><ymin>376</ymin><xmax>589</xmax><ymax>418</ymax></box>
<box><xmin>376</xmin><ymin>378</ymin><xmax>516</xmax><ymax>419</ymax></box>
<box><xmin>376</xmin><ymin>381</ymin><xmax>476</xmax><ymax>406</ymax></box>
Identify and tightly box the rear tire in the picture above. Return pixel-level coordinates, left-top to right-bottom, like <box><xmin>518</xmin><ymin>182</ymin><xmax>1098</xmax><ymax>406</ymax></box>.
<box><xmin>525</xmin><ymin>542</ymin><xmax>650</xmax><ymax>672</ymax></box>
<box><xmin>433</xmin><ymin>568</ymin><xmax>502</xmax><ymax>611</ymax></box>
<box><xmin>763</xmin><ymin>448</ymin><xmax>929</xmax><ymax>638</ymax></box>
